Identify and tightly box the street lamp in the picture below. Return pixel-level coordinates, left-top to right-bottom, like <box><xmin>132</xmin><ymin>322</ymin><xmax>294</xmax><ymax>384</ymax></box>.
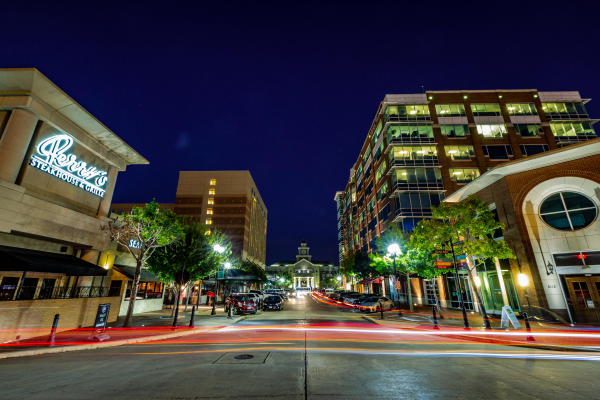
<box><xmin>211</xmin><ymin>244</ymin><xmax>225</xmax><ymax>316</ymax></box>
<box><xmin>386</xmin><ymin>243</ymin><xmax>402</xmax><ymax>315</ymax></box>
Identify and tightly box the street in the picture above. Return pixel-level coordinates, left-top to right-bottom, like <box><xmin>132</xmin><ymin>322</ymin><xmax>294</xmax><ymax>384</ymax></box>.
<box><xmin>1</xmin><ymin>294</ymin><xmax>599</xmax><ymax>399</ymax></box>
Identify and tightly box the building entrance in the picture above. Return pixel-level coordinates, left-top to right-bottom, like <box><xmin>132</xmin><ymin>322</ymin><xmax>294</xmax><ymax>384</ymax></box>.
<box><xmin>446</xmin><ymin>275</ymin><xmax>474</xmax><ymax>311</ymax></box>
<box><xmin>565</xmin><ymin>276</ymin><xmax>600</xmax><ymax>323</ymax></box>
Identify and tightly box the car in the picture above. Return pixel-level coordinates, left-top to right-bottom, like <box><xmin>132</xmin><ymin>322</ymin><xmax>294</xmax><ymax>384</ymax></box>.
<box><xmin>341</xmin><ymin>293</ymin><xmax>362</xmax><ymax>305</ymax></box>
<box><xmin>263</xmin><ymin>295</ymin><xmax>284</xmax><ymax>311</ymax></box>
<box><xmin>328</xmin><ymin>292</ymin><xmax>341</xmax><ymax>301</ymax></box>
<box><xmin>325</xmin><ymin>288</ymin><xmax>334</xmax><ymax>293</ymax></box>
<box><xmin>246</xmin><ymin>293</ymin><xmax>261</xmax><ymax>307</ymax></box>
<box><xmin>339</xmin><ymin>292</ymin><xmax>359</xmax><ymax>303</ymax></box>
<box><xmin>249</xmin><ymin>290</ymin><xmax>265</xmax><ymax>306</ymax></box>
<box><xmin>356</xmin><ymin>296</ymin><xmax>394</xmax><ymax>313</ymax></box>
<box><xmin>231</xmin><ymin>294</ymin><xmax>258</xmax><ymax>314</ymax></box>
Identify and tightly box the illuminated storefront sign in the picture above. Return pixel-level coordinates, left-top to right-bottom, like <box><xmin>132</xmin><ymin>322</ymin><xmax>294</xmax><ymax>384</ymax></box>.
<box><xmin>29</xmin><ymin>134</ymin><xmax>108</xmax><ymax>197</ymax></box>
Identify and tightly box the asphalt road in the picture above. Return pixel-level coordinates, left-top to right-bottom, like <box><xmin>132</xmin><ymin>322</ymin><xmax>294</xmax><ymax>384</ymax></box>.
<box><xmin>1</xmin><ymin>294</ymin><xmax>599</xmax><ymax>399</ymax></box>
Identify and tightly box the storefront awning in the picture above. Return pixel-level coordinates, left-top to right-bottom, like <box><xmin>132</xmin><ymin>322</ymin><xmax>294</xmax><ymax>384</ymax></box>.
<box><xmin>0</xmin><ymin>245</ymin><xmax>107</xmax><ymax>276</ymax></box>
<box><xmin>113</xmin><ymin>265</ymin><xmax>162</xmax><ymax>282</ymax></box>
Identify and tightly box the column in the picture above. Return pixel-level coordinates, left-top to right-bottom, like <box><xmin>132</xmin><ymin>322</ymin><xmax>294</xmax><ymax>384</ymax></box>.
<box><xmin>0</xmin><ymin>109</ymin><xmax>38</xmax><ymax>183</ymax></box>
<box><xmin>97</xmin><ymin>166</ymin><xmax>118</xmax><ymax>217</ymax></box>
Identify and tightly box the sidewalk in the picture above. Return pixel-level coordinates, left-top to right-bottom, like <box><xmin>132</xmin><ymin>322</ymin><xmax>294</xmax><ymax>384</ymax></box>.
<box><xmin>0</xmin><ymin>305</ymin><xmax>244</xmax><ymax>359</ymax></box>
<box><xmin>363</xmin><ymin>305</ymin><xmax>600</xmax><ymax>352</ymax></box>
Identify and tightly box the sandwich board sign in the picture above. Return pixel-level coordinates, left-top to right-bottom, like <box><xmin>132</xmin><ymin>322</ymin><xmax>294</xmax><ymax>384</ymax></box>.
<box><xmin>500</xmin><ymin>305</ymin><xmax>521</xmax><ymax>329</ymax></box>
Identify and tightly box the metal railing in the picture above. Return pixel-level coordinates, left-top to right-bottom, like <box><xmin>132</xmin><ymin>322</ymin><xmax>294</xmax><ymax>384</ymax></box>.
<box><xmin>0</xmin><ymin>285</ymin><xmax>121</xmax><ymax>301</ymax></box>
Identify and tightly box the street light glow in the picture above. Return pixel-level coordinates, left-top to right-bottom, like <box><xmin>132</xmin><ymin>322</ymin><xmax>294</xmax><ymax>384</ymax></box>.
<box><xmin>387</xmin><ymin>243</ymin><xmax>401</xmax><ymax>256</ymax></box>
<box><xmin>336</xmin><ymin>275</ymin><xmax>342</xmax><ymax>281</ymax></box>
<box><xmin>279</xmin><ymin>277</ymin><xmax>285</xmax><ymax>283</ymax></box>
<box><xmin>213</xmin><ymin>244</ymin><xmax>225</xmax><ymax>254</ymax></box>
<box><xmin>224</xmin><ymin>262</ymin><xmax>232</xmax><ymax>269</ymax></box>
<box><xmin>517</xmin><ymin>273</ymin><xmax>529</xmax><ymax>287</ymax></box>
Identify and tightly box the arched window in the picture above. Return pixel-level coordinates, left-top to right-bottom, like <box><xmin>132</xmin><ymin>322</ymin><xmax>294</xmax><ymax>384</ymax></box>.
<box><xmin>539</xmin><ymin>192</ymin><xmax>597</xmax><ymax>231</ymax></box>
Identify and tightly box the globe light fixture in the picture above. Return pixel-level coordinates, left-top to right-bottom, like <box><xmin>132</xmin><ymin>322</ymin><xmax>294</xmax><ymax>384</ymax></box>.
<box><xmin>213</xmin><ymin>244</ymin><xmax>225</xmax><ymax>254</ymax></box>
<box><xmin>517</xmin><ymin>273</ymin><xmax>529</xmax><ymax>287</ymax></box>
<box><xmin>387</xmin><ymin>243</ymin><xmax>401</xmax><ymax>257</ymax></box>
<box><xmin>224</xmin><ymin>262</ymin><xmax>232</xmax><ymax>269</ymax></box>
<box><xmin>336</xmin><ymin>275</ymin><xmax>342</xmax><ymax>282</ymax></box>
<box><xmin>279</xmin><ymin>277</ymin><xmax>285</xmax><ymax>283</ymax></box>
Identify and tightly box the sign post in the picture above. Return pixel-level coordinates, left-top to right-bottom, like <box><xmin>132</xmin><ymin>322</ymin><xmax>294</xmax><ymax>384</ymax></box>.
<box><xmin>91</xmin><ymin>303</ymin><xmax>111</xmax><ymax>341</ymax></box>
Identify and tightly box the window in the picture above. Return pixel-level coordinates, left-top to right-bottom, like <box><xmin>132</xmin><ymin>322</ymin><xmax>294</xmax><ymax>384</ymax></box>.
<box><xmin>373</xmin><ymin>142</ymin><xmax>383</xmax><ymax>162</ymax></box>
<box><xmin>449</xmin><ymin>168</ymin><xmax>481</xmax><ymax>183</ymax></box>
<box><xmin>542</xmin><ymin>102</ymin><xmax>588</xmax><ymax>117</ymax></box>
<box><xmin>506</xmin><ymin>103</ymin><xmax>537</xmax><ymax>115</ymax></box>
<box><xmin>539</xmin><ymin>192</ymin><xmax>597</xmax><ymax>231</ymax></box>
<box><xmin>384</xmin><ymin>104</ymin><xmax>430</xmax><ymax>120</ymax></box>
<box><xmin>550</xmin><ymin>122</ymin><xmax>596</xmax><ymax>137</ymax></box>
<box><xmin>351</xmin><ymin>192</ymin><xmax>356</xmax><ymax>202</ymax></box>
<box><xmin>476</xmin><ymin>124</ymin><xmax>507</xmax><ymax>138</ymax></box>
<box><xmin>208</xmin><ymin>188</ymin><xmax>216</xmax><ymax>195</ymax></box>
<box><xmin>367</xmin><ymin>198</ymin><xmax>375</xmax><ymax>213</ymax></box>
<box><xmin>372</xmin><ymin>120</ymin><xmax>383</xmax><ymax>144</ymax></box>
<box><xmin>435</xmin><ymin>104</ymin><xmax>466</xmax><ymax>116</ymax></box>
<box><xmin>445</xmin><ymin>145</ymin><xmax>475</xmax><ymax>160</ymax></box>
<box><xmin>386</xmin><ymin>124</ymin><xmax>434</xmax><ymax>141</ymax></box>
<box><xmin>513</xmin><ymin>124</ymin><xmax>543</xmax><ymax>137</ymax></box>
<box><xmin>206</xmin><ymin>208</ymin><xmax>213</xmax><ymax>215</ymax></box>
<box><xmin>471</xmin><ymin>103</ymin><xmax>501</xmax><ymax>116</ymax></box>
<box><xmin>396</xmin><ymin>192</ymin><xmax>443</xmax><ymax>215</ymax></box>
<box><xmin>482</xmin><ymin>145</ymin><xmax>513</xmax><ymax>160</ymax></box>
<box><xmin>520</xmin><ymin>144</ymin><xmax>549</xmax><ymax>156</ymax></box>
<box><xmin>440</xmin><ymin>125</ymin><xmax>469</xmax><ymax>137</ymax></box>
<box><xmin>391</xmin><ymin>146</ymin><xmax>438</xmax><ymax>164</ymax></box>
<box><xmin>208</xmin><ymin>198</ymin><xmax>214</xmax><ymax>205</ymax></box>
<box><xmin>210</xmin><ymin>179</ymin><xmax>217</xmax><ymax>185</ymax></box>
<box><xmin>393</xmin><ymin>168</ymin><xmax>442</xmax><ymax>186</ymax></box>
<box><xmin>206</xmin><ymin>218</ymin><xmax>213</xmax><ymax>225</ymax></box>
<box><xmin>377</xmin><ymin>182</ymin><xmax>389</xmax><ymax>200</ymax></box>
<box><xmin>375</xmin><ymin>160</ymin><xmax>387</xmax><ymax>182</ymax></box>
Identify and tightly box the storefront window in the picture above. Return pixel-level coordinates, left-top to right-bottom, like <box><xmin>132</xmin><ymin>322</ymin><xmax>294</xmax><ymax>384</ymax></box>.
<box><xmin>475</xmin><ymin>259</ymin><xmax>520</xmax><ymax>314</ymax></box>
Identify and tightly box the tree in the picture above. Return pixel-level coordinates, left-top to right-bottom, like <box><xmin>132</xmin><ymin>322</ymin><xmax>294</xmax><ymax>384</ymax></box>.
<box><xmin>414</xmin><ymin>196</ymin><xmax>515</xmax><ymax>326</ymax></box>
<box><xmin>147</xmin><ymin>220</ymin><xmax>231</xmax><ymax>325</ymax></box>
<box><xmin>106</xmin><ymin>201</ymin><xmax>183</xmax><ymax>327</ymax></box>
<box><xmin>370</xmin><ymin>227</ymin><xmax>417</xmax><ymax>311</ymax></box>
<box><xmin>239</xmin><ymin>259</ymin><xmax>268</xmax><ymax>283</ymax></box>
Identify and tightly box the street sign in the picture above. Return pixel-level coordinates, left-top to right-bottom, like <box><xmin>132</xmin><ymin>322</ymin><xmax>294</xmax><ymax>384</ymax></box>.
<box><xmin>435</xmin><ymin>250</ymin><xmax>450</xmax><ymax>254</ymax></box>
<box><xmin>94</xmin><ymin>303</ymin><xmax>111</xmax><ymax>329</ymax></box>
<box><xmin>217</xmin><ymin>270</ymin><xmax>224</xmax><ymax>279</ymax></box>
<box><xmin>456</xmin><ymin>254</ymin><xmax>467</xmax><ymax>260</ymax></box>
<box><xmin>453</xmin><ymin>241</ymin><xmax>463</xmax><ymax>246</ymax></box>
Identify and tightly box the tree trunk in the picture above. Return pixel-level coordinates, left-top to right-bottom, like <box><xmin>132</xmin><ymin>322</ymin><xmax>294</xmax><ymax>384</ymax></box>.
<box><xmin>172</xmin><ymin>287</ymin><xmax>182</xmax><ymax>327</ymax></box>
<box><xmin>184</xmin><ymin>283</ymin><xmax>192</xmax><ymax>311</ymax></box>
<box><xmin>433</xmin><ymin>277</ymin><xmax>444</xmax><ymax>319</ymax></box>
<box><xmin>123</xmin><ymin>258</ymin><xmax>143</xmax><ymax>327</ymax></box>
<box><xmin>406</xmin><ymin>272</ymin><xmax>414</xmax><ymax>312</ymax></box>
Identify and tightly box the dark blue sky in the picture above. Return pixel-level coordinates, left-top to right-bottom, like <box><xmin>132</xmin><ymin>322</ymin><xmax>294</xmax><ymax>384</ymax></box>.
<box><xmin>3</xmin><ymin>1</ymin><xmax>599</xmax><ymax>264</ymax></box>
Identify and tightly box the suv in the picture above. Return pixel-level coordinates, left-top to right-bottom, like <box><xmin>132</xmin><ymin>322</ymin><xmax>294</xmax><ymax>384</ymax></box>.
<box><xmin>231</xmin><ymin>294</ymin><xmax>258</xmax><ymax>314</ymax></box>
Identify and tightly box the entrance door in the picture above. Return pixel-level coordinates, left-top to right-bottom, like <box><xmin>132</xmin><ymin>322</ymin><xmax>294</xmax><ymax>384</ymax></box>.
<box><xmin>446</xmin><ymin>275</ymin><xmax>474</xmax><ymax>311</ymax></box>
<box><xmin>565</xmin><ymin>276</ymin><xmax>600</xmax><ymax>323</ymax></box>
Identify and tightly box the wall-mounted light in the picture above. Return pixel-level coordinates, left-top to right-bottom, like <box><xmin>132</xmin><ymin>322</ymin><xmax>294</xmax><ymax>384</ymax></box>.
<box><xmin>473</xmin><ymin>276</ymin><xmax>482</xmax><ymax>287</ymax></box>
<box><xmin>517</xmin><ymin>273</ymin><xmax>530</xmax><ymax>287</ymax></box>
<box><xmin>545</xmin><ymin>261</ymin><xmax>554</xmax><ymax>275</ymax></box>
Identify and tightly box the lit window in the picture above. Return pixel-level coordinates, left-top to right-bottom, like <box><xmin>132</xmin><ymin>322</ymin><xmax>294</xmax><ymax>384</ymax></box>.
<box><xmin>206</xmin><ymin>218</ymin><xmax>213</xmax><ymax>225</ymax></box>
<box><xmin>208</xmin><ymin>198</ymin><xmax>214</xmax><ymax>205</ymax></box>
<box><xmin>471</xmin><ymin>104</ymin><xmax>501</xmax><ymax>116</ymax></box>
<box><xmin>209</xmin><ymin>189</ymin><xmax>216</xmax><ymax>195</ymax></box>
<box><xmin>506</xmin><ymin>103</ymin><xmax>537</xmax><ymax>115</ymax></box>
<box><xmin>210</xmin><ymin>179</ymin><xmax>216</xmax><ymax>185</ymax></box>
<box><xmin>540</xmin><ymin>192</ymin><xmax>597</xmax><ymax>231</ymax></box>
<box><xmin>476</xmin><ymin>124</ymin><xmax>507</xmax><ymax>138</ymax></box>
<box><xmin>449</xmin><ymin>168</ymin><xmax>480</xmax><ymax>183</ymax></box>
<box><xmin>440</xmin><ymin>125</ymin><xmax>469</xmax><ymax>137</ymax></box>
<box><xmin>550</xmin><ymin>122</ymin><xmax>595</xmax><ymax>137</ymax></box>
<box><xmin>207</xmin><ymin>208</ymin><xmax>213</xmax><ymax>215</ymax></box>
<box><xmin>444</xmin><ymin>145</ymin><xmax>475</xmax><ymax>160</ymax></box>
<box><xmin>435</xmin><ymin>104</ymin><xmax>466</xmax><ymax>117</ymax></box>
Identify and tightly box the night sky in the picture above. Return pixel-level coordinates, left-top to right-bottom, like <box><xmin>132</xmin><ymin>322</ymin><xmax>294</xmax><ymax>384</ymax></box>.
<box><xmin>3</xmin><ymin>1</ymin><xmax>599</xmax><ymax>264</ymax></box>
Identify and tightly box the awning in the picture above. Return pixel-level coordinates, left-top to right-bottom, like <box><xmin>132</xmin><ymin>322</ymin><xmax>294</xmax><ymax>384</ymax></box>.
<box><xmin>372</xmin><ymin>278</ymin><xmax>382</xmax><ymax>284</ymax></box>
<box><xmin>204</xmin><ymin>268</ymin><xmax>264</xmax><ymax>283</ymax></box>
<box><xmin>112</xmin><ymin>265</ymin><xmax>162</xmax><ymax>282</ymax></box>
<box><xmin>0</xmin><ymin>245</ymin><xmax>107</xmax><ymax>276</ymax></box>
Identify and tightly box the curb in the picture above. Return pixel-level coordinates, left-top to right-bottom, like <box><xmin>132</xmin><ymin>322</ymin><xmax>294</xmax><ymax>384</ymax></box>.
<box><xmin>363</xmin><ymin>315</ymin><xmax>599</xmax><ymax>353</ymax></box>
<box><xmin>0</xmin><ymin>316</ymin><xmax>246</xmax><ymax>360</ymax></box>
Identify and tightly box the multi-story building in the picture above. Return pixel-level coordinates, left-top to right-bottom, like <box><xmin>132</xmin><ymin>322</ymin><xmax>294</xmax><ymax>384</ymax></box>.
<box><xmin>112</xmin><ymin>170</ymin><xmax>268</xmax><ymax>266</ymax></box>
<box><xmin>336</xmin><ymin>89</ymin><xmax>598</xmax><ymax>260</ymax></box>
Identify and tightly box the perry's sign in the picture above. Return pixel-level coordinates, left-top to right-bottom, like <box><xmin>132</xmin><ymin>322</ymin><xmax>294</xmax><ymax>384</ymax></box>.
<box><xmin>29</xmin><ymin>134</ymin><xmax>108</xmax><ymax>197</ymax></box>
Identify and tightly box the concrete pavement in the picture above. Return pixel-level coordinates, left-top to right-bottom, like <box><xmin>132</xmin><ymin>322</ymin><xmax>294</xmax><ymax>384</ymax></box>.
<box><xmin>0</xmin><ymin>294</ymin><xmax>599</xmax><ymax>399</ymax></box>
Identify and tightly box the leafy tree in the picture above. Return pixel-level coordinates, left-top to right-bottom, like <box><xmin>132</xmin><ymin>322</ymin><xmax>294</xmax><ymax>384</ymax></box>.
<box><xmin>147</xmin><ymin>220</ymin><xmax>231</xmax><ymax>324</ymax></box>
<box><xmin>414</xmin><ymin>196</ymin><xmax>515</xmax><ymax>326</ymax></box>
<box><xmin>106</xmin><ymin>201</ymin><xmax>183</xmax><ymax>327</ymax></box>
<box><xmin>239</xmin><ymin>259</ymin><xmax>268</xmax><ymax>283</ymax></box>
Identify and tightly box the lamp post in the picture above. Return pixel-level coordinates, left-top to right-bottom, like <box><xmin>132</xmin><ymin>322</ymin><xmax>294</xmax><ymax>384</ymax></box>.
<box><xmin>211</xmin><ymin>244</ymin><xmax>225</xmax><ymax>316</ymax></box>
<box><xmin>448</xmin><ymin>241</ymin><xmax>470</xmax><ymax>329</ymax></box>
<box><xmin>386</xmin><ymin>243</ymin><xmax>402</xmax><ymax>316</ymax></box>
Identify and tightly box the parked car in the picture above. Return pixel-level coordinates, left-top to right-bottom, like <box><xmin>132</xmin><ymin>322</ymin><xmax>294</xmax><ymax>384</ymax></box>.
<box><xmin>263</xmin><ymin>295</ymin><xmax>284</xmax><ymax>311</ymax></box>
<box><xmin>357</xmin><ymin>296</ymin><xmax>394</xmax><ymax>313</ymax></box>
<box><xmin>339</xmin><ymin>292</ymin><xmax>359</xmax><ymax>303</ymax></box>
<box><xmin>249</xmin><ymin>290</ymin><xmax>264</xmax><ymax>306</ymax></box>
<box><xmin>341</xmin><ymin>293</ymin><xmax>362</xmax><ymax>305</ymax></box>
<box><xmin>328</xmin><ymin>292</ymin><xmax>341</xmax><ymax>301</ymax></box>
<box><xmin>246</xmin><ymin>293</ymin><xmax>261</xmax><ymax>308</ymax></box>
<box><xmin>231</xmin><ymin>294</ymin><xmax>258</xmax><ymax>314</ymax></box>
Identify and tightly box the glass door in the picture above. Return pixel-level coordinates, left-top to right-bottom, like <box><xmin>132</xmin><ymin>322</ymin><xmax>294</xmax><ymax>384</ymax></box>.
<box><xmin>565</xmin><ymin>277</ymin><xmax>600</xmax><ymax>323</ymax></box>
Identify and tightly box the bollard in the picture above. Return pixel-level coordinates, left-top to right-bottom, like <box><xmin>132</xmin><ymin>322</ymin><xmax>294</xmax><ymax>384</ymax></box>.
<box><xmin>228</xmin><ymin>304</ymin><xmax>233</xmax><ymax>319</ymax></box>
<box><xmin>397</xmin><ymin>301</ymin><xmax>402</xmax><ymax>317</ymax></box>
<box><xmin>189</xmin><ymin>305</ymin><xmax>196</xmax><ymax>327</ymax></box>
<box><xmin>523</xmin><ymin>312</ymin><xmax>535</xmax><ymax>342</ymax></box>
<box><xmin>49</xmin><ymin>314</ymin><xmax>59</xmax><ymax>346</ymax></box>
<box><xmin>380</xmin><ymin>304</ymin><xmax>384</xmax><ymax>320</ymax></box>
<box><xmin>432</xmin><ymin>305</ymin><xmax>439</xmax><ymax>329</ymax></box>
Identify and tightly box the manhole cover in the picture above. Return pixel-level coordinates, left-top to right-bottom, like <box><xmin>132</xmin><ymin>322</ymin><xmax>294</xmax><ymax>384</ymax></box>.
<box><xmin>234</xmin><ymin>354</ymin><xmax>254</xmax><ymax>360</ymax></box>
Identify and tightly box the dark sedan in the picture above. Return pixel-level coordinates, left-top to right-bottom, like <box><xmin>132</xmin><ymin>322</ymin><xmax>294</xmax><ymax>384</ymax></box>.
<box><xmin>262</xmin><ymin>295</ymin><xmax>284</xmax><ymax>311</ymax></box>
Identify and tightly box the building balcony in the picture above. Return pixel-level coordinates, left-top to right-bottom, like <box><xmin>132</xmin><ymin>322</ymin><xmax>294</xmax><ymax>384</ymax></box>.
<box><xmin>389</xmin><ymin>156</ymin><xmax>440</xmax><ymax>167</ymax></box>
<box><xmin>388</xmin><ymin>135</ymin><xmax>436</xmax><ymax>144</ymax></box>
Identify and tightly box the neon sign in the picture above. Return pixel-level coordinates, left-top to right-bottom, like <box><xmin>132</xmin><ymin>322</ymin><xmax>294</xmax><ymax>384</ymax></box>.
<box><xmin>29</xmin><ymin>134</ymin><xmax>108</xmax><ymax>197</ymax></box>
